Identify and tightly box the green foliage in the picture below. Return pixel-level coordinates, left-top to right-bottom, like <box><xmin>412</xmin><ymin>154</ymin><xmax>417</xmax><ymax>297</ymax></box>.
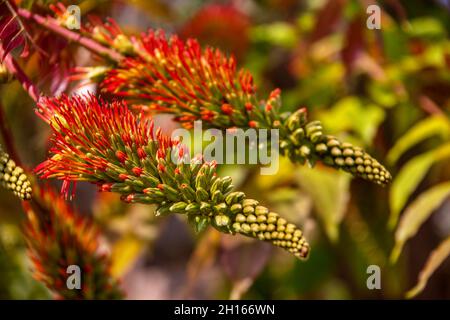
<box><xmin>387</xmin><ymin>115</ymin><xmax>450</xmax><ymax>165</ymax></box>
<box><xmin>297</xmin><ymin>167</ymin><xmax>350</xmax><ymax>242</ymax></box>
<box><xmin>391</xmin><ymin>182</ymin><xmax>450</xmax><ymax>263</ymax></box>
<box><xmin>317</xmin><ymin>97</ymin><xmax>385</xmax><ymax>144</ymax></box>
<box><xmin>389</xmin><ymin>143</ymin><xmax>450</xmax><ymax>228</ymax></box>
<box><xmin>250</xmin><ymin>23</ymin><xmax>298</xmax><ymax>48</ymax></box>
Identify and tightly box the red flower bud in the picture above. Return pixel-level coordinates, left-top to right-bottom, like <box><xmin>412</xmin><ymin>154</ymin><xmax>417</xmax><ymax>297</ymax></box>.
<box><xmin>132</xmin><ymin>167</ymin><xmax>143</xmax><ymax>176</ymax></box>
<box><xmin>137</xmin><ymin>147</ymin><xmax>146</xmax><ymax>159</ymax></box>
<box><xmin>221</xmin><ymin>103</ymin><xmax>233</xmax><ymax>115</ymax></box>
<box><xmin>248</xmin><ymin>120</ymin><xmax>258</xmax><ymax>128</ymax></box>
<box><xmin>116</xmin><ymin>151</ymin><xmax>127</xmax><ymax>163</ymax></box>
<box><xmin>101</xmin><ymin>183</ymin><xmax>112</xmax><ymax>192</ymax></box>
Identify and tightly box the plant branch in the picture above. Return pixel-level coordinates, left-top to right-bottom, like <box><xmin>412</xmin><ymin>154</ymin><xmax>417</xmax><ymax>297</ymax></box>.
<box><xmin>17</xmin><ymin>8</ymin><xmax>123</xmax><ymax>62</ymax></box>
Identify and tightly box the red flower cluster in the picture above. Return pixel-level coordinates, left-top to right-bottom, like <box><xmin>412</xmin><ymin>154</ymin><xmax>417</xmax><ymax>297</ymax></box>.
<box><xmin>99</xmin><ymin>30</ymin><xmax>258</xmax><ymax>129</ymax></box>
<box><xmin>61</xmin><ymin>16</ymin><xmax>392</xmax><ymax>186</ymax></box>
<box><xmin>34</xmin><ymin>94</ymin><xmax>310</xmax><ymax>259</ymax></box>
<box><xmin>35</xmin><ymin>93</ymin><xmax>176</xmax><ymax>199</ymax></box>
<box><xmin>23</xmin><ymin>185</ymin><xmax>123</xmax><ymax>299</ymax></box>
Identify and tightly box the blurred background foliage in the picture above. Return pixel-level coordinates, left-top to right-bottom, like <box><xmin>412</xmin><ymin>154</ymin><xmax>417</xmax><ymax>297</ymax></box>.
<box><xmin>1</xmin><ymin>0</ymin><xmax>450</xmax><ymax>299</ymax></box>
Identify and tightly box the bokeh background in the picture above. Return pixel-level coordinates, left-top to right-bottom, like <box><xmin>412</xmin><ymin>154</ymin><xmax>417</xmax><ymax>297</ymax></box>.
<box><xmin>1</xmin><ymin>0</ymin><xmax>450</xmax><ymax>299</ymax></box>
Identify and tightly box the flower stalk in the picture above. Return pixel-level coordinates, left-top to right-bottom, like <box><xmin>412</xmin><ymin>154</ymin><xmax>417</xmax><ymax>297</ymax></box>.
<box><xmin>68</xmin><ymin>26</ymin><xmax>392</xmax><ymax>185</ymax></box>
<box><xmin>17</xmin><ymin>7</ymin><xmax>123</xmax><ymax>62</ymax></box>
<box><xmin>35</xmin><ymin>94</ymin><xmax>310</xmax><ymax>259</ymax></box>
<box><xmin>12</xmin><ymin>7</ymin><xmax>392</xmax><ymax>185</ymax></box>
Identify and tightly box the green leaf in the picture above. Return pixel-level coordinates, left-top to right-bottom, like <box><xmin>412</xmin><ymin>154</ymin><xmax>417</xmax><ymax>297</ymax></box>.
<box><xmin>406</xmin><ymin>236</ymin><xmax>450</xmax><ymax>298</ymax></box>
<box><xmin>368</xmin><ymin>81</ymin><xmax>398</xmax><ymax>108</ymax></box>
<box><xmin>387</xmin><ymin>115</ymin><xmax>450</xmax><ymax>165</ymax></box>
<box><xmin>382</xmin><ymin>23</ymin><xmax>408</xmax><ymax>62</ymax></box>
<box><xmin>317</xmin><ymin>96</ymin><xmax>385</xmax><ymax>144</ymax></box>
<box><xmin>406</xmin><ymin>17</ymin><xmax>447</xmax><ymax>41</ymax></box>
<box><xmin>250</xmin><ymin>22</ymin><xmax>298</xmax><ymax>48</ymax></box>
<box><xmin>390</xmin><ymin>182</ymin><xmax>450</xmax><ymax>263</ymax></box>
<box><xmin>388</xmin><ymin>143</ymin><xmax>450</xmax><ymax>229</ymax></box>
<box><xmin>296</xmin><ymin>167</ymin><xmax>350</xmax><ymax>242</ymax></box>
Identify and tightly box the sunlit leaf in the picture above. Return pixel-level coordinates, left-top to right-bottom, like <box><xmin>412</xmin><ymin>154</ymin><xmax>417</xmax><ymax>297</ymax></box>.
<box><xmin>250</xmin><ymin>22</ymin><xmax>297</xmax><ymax>48</ymax></box>
<box><xmin>406</xmin><ymin>236</ymin><xmax>450</xmax><ymax>298</ymax></box>
<box><xmin>389</xmin><ymin>143</ymin><xmax>450</xmax><ymax>229</ymax></box>
<box><xmin>406</xmin><ymin>17</ymin><xmax>447</xmax><ymax>40</ymax></box>
<box><xmin>382</xmin><ymin>22</ymin><xmax>408</xmax><ymax>61</ymax></box>
<box><xmin>391</xmin><ymin>182</ymin><xmax>450</xmax><ymax>263</ymax></box>
<box><xmin>387</xmin><ymin>115</ymin><xmax>450</xmax><ymax>165</ymax></box>
<box><xmin>257</xmin><ymin>157</ymin><xmax>296</xmax><ymax>190</ymax></box>
<box><xmin>110</xmin><ymin>235</ymin><xmax>144</xmax><ymax>277</ymax></box>
<box><xmin>317</xmin><ymin>96</ymin><xmax>385</xmax><ymax>144</ymax></box>
<box><xmin>368</xmin><ymin>81</ymin><xmax>398</xmax><ymax>108</ymax></box>
<box><xmin>297</xmin><ymin>167</ymin><xmax>350</xmax><ymax>242</ymax></box>
<box><xmin>423</xmin><ymin>45</ymin><xmax>446</xmax><ymax>68</ymax></box>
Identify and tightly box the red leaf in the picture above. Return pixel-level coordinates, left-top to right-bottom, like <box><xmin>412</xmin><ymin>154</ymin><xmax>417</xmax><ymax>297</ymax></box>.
<box><xmin>0</xmin><ymin>1</ymin><xmax>27</xmax><ymax>60</ymax></box>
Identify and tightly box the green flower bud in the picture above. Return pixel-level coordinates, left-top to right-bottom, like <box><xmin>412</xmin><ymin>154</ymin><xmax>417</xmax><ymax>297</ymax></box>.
<box><xmin>0</xmin><ymin>145</ymin><xmax>32</xmax><ymax>200</ymax></box>
<box><xmin>169</xmin><ymin>201</ymin><xmax>188</xmax><ymax>212</ymax></box>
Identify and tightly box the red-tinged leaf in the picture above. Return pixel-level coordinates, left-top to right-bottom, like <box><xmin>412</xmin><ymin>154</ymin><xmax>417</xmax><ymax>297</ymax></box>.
<box><xmin>406</xmin><ymin>236</ymin><xmax>450</xmax><ymax>298</ymax></box>
<box><xmin>342</xmin><ymin>16</ymin><xmax>366</xmax><ymax>75</ymax></box>
<box><xmin>19</xmin><ymin>36</ymin><xmax>29</xmax><ymax>57</ymax></box>
<box><xmin>2</xmin><ymin>27</ymin><xmax>25</xmax><ymax>59</ymax></box>
<box><xmin>310</xmin><ymin>0</ymin><xmax>346</xmax><ymax>42</ymax></box>
<box><xmin>0</xmin><ymin>0</ymin><xmax>28</xmax><ymax>60</ymax></box>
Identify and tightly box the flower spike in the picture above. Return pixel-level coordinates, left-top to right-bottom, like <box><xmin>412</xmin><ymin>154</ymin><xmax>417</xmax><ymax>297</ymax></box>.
<box><xmin>0</xmin><ymin>144</ymin><xmax>32</xmax><ymax>200</ymax></box>
<box><xmin>70</xmin><ymin>25</ymin><xmax>392</xmax><ymax>185</ymax></box>
<box><xmin>35</xmin><ymin>94</ymin><xmax>310</xmax><ymax>259</ymax></box>
<box><xmin>23</xmin><ymin>184</ymin><xmax>123</xmax><ymax>299</ymax></box>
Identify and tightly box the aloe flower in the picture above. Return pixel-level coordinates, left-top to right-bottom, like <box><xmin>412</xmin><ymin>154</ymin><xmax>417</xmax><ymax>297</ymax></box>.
<box><xmin>23</xmin><ymin>184</ymin><xmax>123</xmax><ymax>299</ymax></box>
<box><xmin>35</xmin><ymin>94</ymin><xmax>310</xmax><ymax>259</ymax></box>
<box><xmin>0</xmin><ymin>144</ymin><xmax>32</xmax><ymax>200</ymax></box>
<box><xmin>69</xmin><ymin>26</ymin><xmax>391</xmax><ymax>185</ymax></box>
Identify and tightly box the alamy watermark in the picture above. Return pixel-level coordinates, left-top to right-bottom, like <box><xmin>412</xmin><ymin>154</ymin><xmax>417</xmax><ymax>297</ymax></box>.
<box><xmin>170</xmin><ymin>121</ymin><xmax>280</xmax><ymax>175</ymax></box>
<box><xmin>366</xmin><ymin>4</ymin><xmax>381</xmax><ymax>30</ymax></box>
<box><xmin>65</xmin><ymin>5</ymin><xmax>81</xmax><ymax>30</ymax></box>
<box><xmin>366</xmin><ymin>265</ymin><xmax>381</xmax><ymax>290</ymax></box>
<box><xmin>66</xmin><ymin>264</ymin><xmax>81</xmax><ymax>290</ymax></box>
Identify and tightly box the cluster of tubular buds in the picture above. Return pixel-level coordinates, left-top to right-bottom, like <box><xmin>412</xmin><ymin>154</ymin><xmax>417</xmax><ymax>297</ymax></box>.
<box><xmin>280</xmin><ymin>108</ymin><xmax>392</xmax><ymax>186</ymax></box>
<box><xmin>51</xmin><ymin>3</ymin><xmax>134</xmax><ymax>55</ymax></box>
<box><xmin>34</xmin><ymin>94</ymin><xmax>310</xmax><ymax>259</ymax></box>
<box><xmin>0</xmin><ymin>145</ymin><xmax>32</xmax><ymax>199</ymax></box>
<box><xmin>66</xmin><ymin>21</ymin><xmax>391</xmax><ymax>186</ymax></box>
<box><xmin>23</xmin><ymin>185</ymin><xmax>123</xmax><ymax>299</ymax></box>
<box><xmin>220</xmin><ymin>197</ymin><xmax>309</xmax><ymax>258</ymax></box>
<box><xmin>96</xmin><ymin>29</ymin><xmax>259</xmax><ymax>129</ymax></box>
<box><xmin>151</xmin><ymin>166</ymin><xmax>309</xmax><ymax>259</ymax></box>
